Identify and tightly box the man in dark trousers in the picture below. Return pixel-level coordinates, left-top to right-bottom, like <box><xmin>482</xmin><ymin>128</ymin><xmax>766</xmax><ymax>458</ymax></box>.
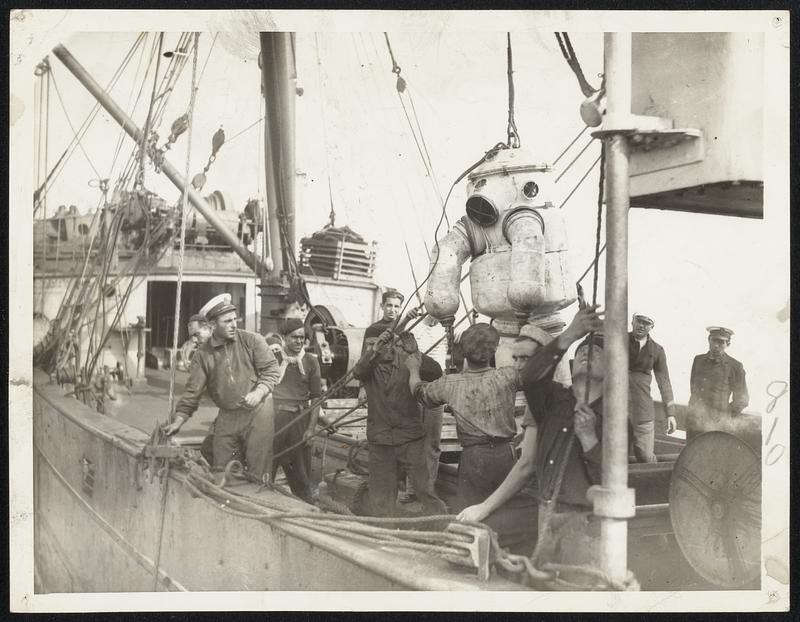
<box><xmin>688</xmin><ymin>326</ymin><xmax>749</xmax><ymax>440</ymax></box>
<box><xmin>270</xmin><ymin>318</ymin><xmax>323</xmax><ymax>502</ymax></box>
<box><xmin>628</xmin><ymin>313</ymin><xmax>677</xmax><ymax>463</ymax></box>
<box><xmin>353</xmin><ymin>328</ymin><xmax>447</xmax><ymax>517</ymax></box>
<box><xmin>407</xmin><ymin>322</ymin><xmax>521</xmax><ymax>511</ymax></box>
<box><xmin>164</xmin><ymin>294</ymin><xmax>281</xmax><ymax>480</ymax></box>
<box><xmin>455</xmin><ymin>306</ymin><xmax>605</xmax><ymax>525</ymax></box>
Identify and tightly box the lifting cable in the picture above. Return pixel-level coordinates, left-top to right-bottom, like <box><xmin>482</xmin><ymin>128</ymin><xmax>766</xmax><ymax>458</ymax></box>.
<box><xmin>506</xmin><ymin>33</ymin><xmax>520</xmax><ymax>148</ymax></box>
<box><xmin>153</xmin><ymin>32</ymin><xmax>200</xmax><ymax>592</ymax></box>
<box><xmin>367</xmin><ymin>34</ymin><xmax>470</xmax><ymax>314</ymax></box>
<box><xmin>555</xmin><ymin>32</ymin><xmax>597</xmax><ymax>98</ymax></box>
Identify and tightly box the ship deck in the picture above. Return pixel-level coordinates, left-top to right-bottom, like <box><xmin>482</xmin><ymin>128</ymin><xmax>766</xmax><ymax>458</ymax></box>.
<box><xmin>103</xmin><ymin>368</ymin><xmax>219</xmax><ymax>441</ymax></box>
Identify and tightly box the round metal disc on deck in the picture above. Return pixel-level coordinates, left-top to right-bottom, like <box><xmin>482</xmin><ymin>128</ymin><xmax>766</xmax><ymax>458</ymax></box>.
<box><xmin>669</xmin><ymin>431</ymin><xmax>761</xmax><ymax>588</ymax></box>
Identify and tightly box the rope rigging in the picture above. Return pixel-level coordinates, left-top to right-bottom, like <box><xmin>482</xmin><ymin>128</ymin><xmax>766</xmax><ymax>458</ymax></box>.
<box><xmin>381</xmin><ymin>33</ymin><xmax>449</xmax><ymax>227</ymax></box>
<box><xmin>137</xmin><ymin>33</ymin><xmax>164</xmax><ymax>191</ymax></box>
<box><xmin>154</xmin><ymin>32</ymin><xmax>201</xmax><ymax>591</ymax></box>
<box><xmin>34</xmin><ymin>34</ymin><xmax>147</xmax><ymax>213</ymax></box>
<box><xmin>38</xmin><ymin>32</ymin><xmax>203</xmax><ymax>392</ymax></box>
<box><xmin>555</xmin><ymin>32</ymin><xmax>598</xmax><ymax>98</ymax></box>
<box><xmin>506</xmin><ymin>33</ymin><xmax>520</xmax><ymax>148</ymax></box>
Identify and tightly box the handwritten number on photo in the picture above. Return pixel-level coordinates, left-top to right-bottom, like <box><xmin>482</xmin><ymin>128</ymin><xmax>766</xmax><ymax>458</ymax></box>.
<box><xmin>764</xmin><ymin>382</ymin><xmax>787</xmax><ymax>466</ymax></box>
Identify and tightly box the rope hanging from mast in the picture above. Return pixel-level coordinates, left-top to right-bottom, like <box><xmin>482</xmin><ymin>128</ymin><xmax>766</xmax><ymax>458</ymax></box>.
<box><xmin>506</xmin><ymin>33</ymin><xmax>520</xmax><ymax>148</ymax></box>
<box><xmin>154</xmin><ymin>31</ymin><xmax>201</xmax><ymax>593</ymax></box>
<box><xmin>555</xmin><ymin>32</ymin><xmax>598</xmax><ymax>98</ymax></box>
<box><xmin>381</xmin><ymin>33</ymin><xmax>449</xmax><ymax>227</ymax></box>
<box><xmin>137</xmin><ymin>33</ymin><xmax>163</xmax><ymax>191</ymax></box>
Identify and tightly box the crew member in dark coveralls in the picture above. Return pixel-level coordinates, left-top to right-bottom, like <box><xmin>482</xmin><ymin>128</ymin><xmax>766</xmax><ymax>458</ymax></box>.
<box><xmin>353</xmin><ymin>328</ymin><xmax>447</xmax><ymax>517</ymax></box>
<box><xmin>270</xmin><ymin>318</ymin><xmax>322</xmax><ymax>502</ymax></box>
<box><xmin>628</xmin><ymin>313</ymin><xmax>677</xmax><ymax>463</ymax></box>
<box><xmin>362</xmin><ymin>289</ymin><xmax>443</xmax><ymax>505</ymax></box>
<box><xmin>454</xmin><ymin>306</ymin><xmax>605</xmax><ymax>524</ymax></box>
<box><xmin>407</xmin><ymin>323</ymin><xmax>521</xmax><ymax>511</ymax></box>
<box><xmin>164</xmin><ymin>294</ymin><xmax>281</xmax><ymax>480</ymax></box>
<box><xmin>688</xmin><ymin>326</ymin><xmax>749</xmax><ymax>440</ymax></box>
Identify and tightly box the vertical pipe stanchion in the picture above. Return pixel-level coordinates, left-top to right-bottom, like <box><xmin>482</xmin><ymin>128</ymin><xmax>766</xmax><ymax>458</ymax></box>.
<box><xmin>595</xmin><ymin>32</ymin><xmax>635</xmax><ymax>586</ymax></box>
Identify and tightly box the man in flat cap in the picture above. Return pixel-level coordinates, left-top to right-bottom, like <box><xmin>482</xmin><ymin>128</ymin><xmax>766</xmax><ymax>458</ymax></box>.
<box><xmin>454</xmin><ymin>306</ymin><xmax>605</xmax><ymax>526</ymax></box>
<box><xmin>627</xmin><ymin>313</ymin><xmax>677</xmax><ymax>463</ymax></box>
<box><xmin>269</xmin><ymin>318</ymin><xmax>323</xmax><ymax>502</ymax></box>
<box><xmin>408</xmin><ymin>322</ymin><xmax>529</xmax><ymax>511</ymax></box>
<box><xmin>163</xmin><ymin>294</ymin><xmax>281</xmax><ymax>480</ymax></box>
<box><xmin>688</xmin><ymin>327</ymin><xmax>749</xmax><ymax>440</ymax></box>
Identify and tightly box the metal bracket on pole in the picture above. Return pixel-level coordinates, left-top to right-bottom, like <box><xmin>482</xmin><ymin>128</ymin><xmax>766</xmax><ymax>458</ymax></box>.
<box><xmin>587</xmin><ymin>485</ymin><xmax>636</xmax><ymax>519</ymax></box>
<box><xmin>592</xmin><ymin>114</ymin><xmax>702</xmax><ymax>154</ymax></box>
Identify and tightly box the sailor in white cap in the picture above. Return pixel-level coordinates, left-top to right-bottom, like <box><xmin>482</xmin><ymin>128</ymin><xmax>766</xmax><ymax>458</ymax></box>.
<box><xmin>163</xmin><ymin>293</ymin><xmax>282</xmax><ymax>479</ymax></box>
<box><xmin>687</xmin><ymin>326</ymin><xmax>749</xmax><ymax>440</ymax></box>
<box><xmin>628</xmin><ymin>312</ymin><xmax>676</xmax><ymax>463</ymax></box>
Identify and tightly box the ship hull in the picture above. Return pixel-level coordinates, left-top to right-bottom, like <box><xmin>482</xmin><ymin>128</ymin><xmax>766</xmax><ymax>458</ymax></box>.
<box><xmin>32</xmin><ymin>370</ymin><xmax>526</xmax><ymax>592</ymax></box>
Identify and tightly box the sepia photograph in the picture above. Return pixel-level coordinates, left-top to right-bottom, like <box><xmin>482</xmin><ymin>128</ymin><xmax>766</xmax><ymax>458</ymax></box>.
<box><xmin>8</xmin><ymin>8</ymin><xmax>790</xmax><ymax>612</ymax></box>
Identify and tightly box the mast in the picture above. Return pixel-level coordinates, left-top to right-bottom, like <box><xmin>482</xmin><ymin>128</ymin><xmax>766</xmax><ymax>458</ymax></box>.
<box><xmin>258</xmin><ymin>32</ymin><xmax>298</xmax><ymax>335</ymax></box>
<box><xmin>51</xmin><ymin>43</ymin><xmax>271</xmax><ymax>278</ymax></box>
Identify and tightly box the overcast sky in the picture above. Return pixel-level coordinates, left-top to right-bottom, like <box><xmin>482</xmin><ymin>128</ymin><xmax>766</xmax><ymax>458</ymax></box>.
<box><xmin>27</xmin><ymin>21</ymin><xmax>789</xmax><ymax>408</ymax></box>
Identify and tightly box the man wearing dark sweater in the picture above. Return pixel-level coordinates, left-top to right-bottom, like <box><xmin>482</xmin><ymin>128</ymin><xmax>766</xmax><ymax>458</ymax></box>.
<box><xmin>353</xmin><ymin>328</ymin><xmax>447</xmax><ymax>517</ymax></box>
<box><xmin>164</xmin><ymin>294</ymin><xmax>281</xmax><ymax>480</ymax></box>
<box><xmin>628</xmin><ymin>313</ymin><xmax>676</xmax><ymax>463</ymax></box>
<box><xmin>271</xmin><ymin>318</ymin><xmax>323</xmax><ymax>502</ymax></box>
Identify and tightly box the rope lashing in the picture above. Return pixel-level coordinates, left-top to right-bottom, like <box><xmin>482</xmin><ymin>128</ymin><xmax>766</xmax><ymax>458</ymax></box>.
<box><xmin>506</xmin><ymin>32</ymin><xmax>520</xmax><ymax>148</ymax></box>
<box><xmin>555</xmin><ymin>32</ymin><xmax>598</xmax><ymax>98</ymax></box>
